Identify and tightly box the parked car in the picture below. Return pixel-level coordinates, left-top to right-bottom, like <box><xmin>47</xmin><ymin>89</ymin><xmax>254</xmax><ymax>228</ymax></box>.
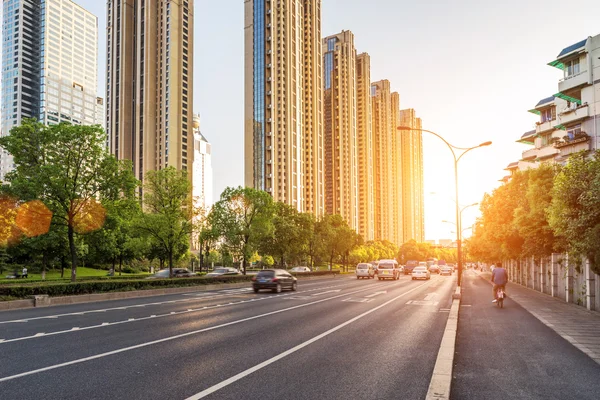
<box><xmin>411</xmin><ymin>266</ymin><xmax>431</xmax><ymax>280</ymax></box>
<box><xmin>290</xmin><ymin>266</ymin><xmax>311</xmax><ymax>273</ymax></box>
<box><xmin>205</xmin><ymin>267</ymin><xmax>240</xmax><ymax>277</ymax></box>
<box><xmin>148</xmin><ymin>268</ymin><xmax>196</xmax><ymax>279</ymax></box>
<box><xmin>429</xmin><ymin>264</ymin><xmax>440</xmax><ymax>274</ymax></box>
<box><xmin>355</xmin><ymin>263</ymin><xmax>375</xmax><ymax>279</ymax></box>
<box><xmin>440</xmin><ymin>266</ymin><xmax>452</xmax><ymax>276</ymax></box>
<box><xmin>377</xmin><ymin>259</ymin><xmax>400</xmax><ymax>280</ymax></box>
<box><xmin>404</xmin><ymin>260</ymin><xmax>418</xmax><ymax>275</ymax></box>
<box><xmin>252</xmin><ymin>269</ymin><xmax>297</xmax><ymax>293</ymax></box>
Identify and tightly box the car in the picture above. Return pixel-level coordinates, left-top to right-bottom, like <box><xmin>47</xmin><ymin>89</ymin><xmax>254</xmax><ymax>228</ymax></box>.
<box><xmin>205</xmin><ymin>267</ymin><xmax>240</xmax><ymax>277</ymax></box>
<box><xmin>440</xmin><ymin>266</ymin><xmax>452</xmax><ymax>276</ymax></box>
<box><xmin>411</xmin><ymin>266</ymin><xmax>431</xmax><ymax>280</ymax></box>
<box><xmin>429</xmin><ymin>264</ymin><xmax>440</xmax><ymax>274</ymax></box>
<box><xmin>290</xmin><ymin>266</ymin><xmax>311</xmax><ymax>273</ymax></box>
<box><xmin>376</xmin><ymin>259</ymin><xmax>400</xmax><ymax>280</ymax></box>
<box><xmin>148</xmin><ymin>268</ymin><xmax>196</xmax><ymax>279</ymax></box>
<box><xmin>404</xmin><ymin>260</ymin><xmax>418</xmax><ymax>275</ymax></box>
<box><xmin>252</xmin><ymin>269</ymin><xmax>297</xmax><ymax>293</ymax></box>
<box><xmin>355</xmin><ymin>263</ymin><xmax>375</xmax><ymax>279</ymax></box>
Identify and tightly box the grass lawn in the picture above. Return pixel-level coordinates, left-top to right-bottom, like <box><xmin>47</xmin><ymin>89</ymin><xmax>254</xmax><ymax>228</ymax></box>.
<box><xmin>0</xmin><ymin>266</ymin><xmax>149</xmax><ymax>284</ymax></box>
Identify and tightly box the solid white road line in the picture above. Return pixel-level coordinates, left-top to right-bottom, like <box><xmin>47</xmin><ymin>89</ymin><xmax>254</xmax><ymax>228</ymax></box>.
<box><xmin>365</xmin><ymin>291</ymin><xmax>386</xmax><ymax>298</ymax></box>
<box><xmin>0</xmin><ymin>282</ymin><xmax>396</xmax><ymax>382</ymax></box>
<box><xmin>184</xmin><ymin>281</ymin><xmax>431</xmax><ymax>400</ymax></box>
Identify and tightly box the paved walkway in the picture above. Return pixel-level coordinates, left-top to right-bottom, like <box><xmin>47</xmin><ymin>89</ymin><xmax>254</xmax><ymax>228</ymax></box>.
<box><xmin>477</xmin><ymin>269</ymin><xmax>600</xmax><ymax>365</ymax></box>
<box><xmin>452</xmin><ymin>270</ymin><xmax>600</xmax><ymax>400</ymax></box>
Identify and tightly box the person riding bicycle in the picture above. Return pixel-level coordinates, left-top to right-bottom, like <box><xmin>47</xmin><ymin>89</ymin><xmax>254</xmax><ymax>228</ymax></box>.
<box><xmin>491</xmin><ymin>261</ymin><xmax>508</xmax><ymax>303</ymax></box>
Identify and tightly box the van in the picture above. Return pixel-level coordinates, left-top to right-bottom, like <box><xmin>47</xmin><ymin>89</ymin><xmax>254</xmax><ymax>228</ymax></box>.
<box><xmin>377</xmin><ymin>259</ymin><xmax>400</xmax><ymax>280</ymax></box>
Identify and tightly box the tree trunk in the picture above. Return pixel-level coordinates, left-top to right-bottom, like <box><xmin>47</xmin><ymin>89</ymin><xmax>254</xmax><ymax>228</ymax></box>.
<box><xmin>60</xmin><ymin>256</ymin><xmax>66</xmax><ymax>278</ymax></box>
<box><xmin>281</xmin><ymin>255</ymin><xmax>285</xmax><ymax>269</ymax></box>
<box><xmin>242</xmin><ymin>257</ymin><xmax>247</xmax><ymax>275</ymax></box>
<box><xmin>119</xmin><ymin>256</ymin><xmax>123</xmax><ymax>276</ymax></box>
<box><xmin>42</xmin><ymin>252</ymin><xmax>47</xmax><ymax>280</ymax></box>
<box><xmin>168</xmin><ymin>251</ymin><xmax>173</xmax><ymax>278</ymax></box>
<box><xmin>329</xmin><ymin>253</ymin><xmax>334</xmax><ymax>271</ymax></box>
<box><xmin>112</xmin><ymin>257</ymin><xmax>116</xmax><ymax>276</ymax></box>
<box><xmin>68</xmin><ymin>224</ymin><xmax>77</xmax><ymax>282</ymax></box>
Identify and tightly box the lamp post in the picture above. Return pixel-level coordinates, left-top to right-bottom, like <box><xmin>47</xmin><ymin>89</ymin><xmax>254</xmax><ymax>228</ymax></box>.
<box><xmin>398</xmin><ymin>126</ymin><xmax>491</xmax><ymax>286</ymax></box>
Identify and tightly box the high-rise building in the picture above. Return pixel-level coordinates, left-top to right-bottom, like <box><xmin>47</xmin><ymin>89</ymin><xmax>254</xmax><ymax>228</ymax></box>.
<box><xmin>371</xmin><ymin>80</ymin><xmax>393</xmax><ymax>242</ymax></box>
<box><xmin>390</xmin><ymin>92</ymin><xmax>403</xmax><ymax>246</ymax></box>
<box><xmin>1</xmin><ymin>0</ymin><xmax>103</xmax><ymax>181</ymax></box>
<box><xmin>356</xmin><ymin>53</ymin><xmax>374</xmax><ymax>241</ymax></box>
<box><xmin>400</xmin><ymin>109</ymin><xmax>424</xmax><ymax>242</ymax></box>
<box><xmin>244</xmin><ymin>0</ymin><xmax>324</xmax><ymax>215</ymax></box>
<box><xmin>192</xmin><ymin>114</ymin><xmax>213</xmax><ymax>211</ymax></box>
<box><xmin>323</xmin><ymin>30</ymin><xmax>357</xmax><ymax>229</ymax></box>
<box><xmin>106</xmin><ymin>0</ymin><xmax>194</xmax><ymax>185</ymax></box>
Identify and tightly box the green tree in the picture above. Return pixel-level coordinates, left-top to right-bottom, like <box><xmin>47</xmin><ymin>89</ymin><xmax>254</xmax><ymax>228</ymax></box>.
<box><xmin>210</xmin><ymin>187</ymin><xmax>273</xmax><ymax>275</ymax></box>
<box><xmin>137</xmin><ymin>167</ymin><xmax>193</xmax><ymax>278</ymax></box>
<box><xmin>0</xmin><ymin>120</ymin><xmax>138</xmax><ymax>281</ymax></box>
<box><xmin>261</xmin><ymin>203</ymin><xmax>306</xmax><ymax>268</ymax></box>
<box><xmin>549</xmin><ymin>151</ymin><xmax>600</xmax><ymax>273</ymax></box>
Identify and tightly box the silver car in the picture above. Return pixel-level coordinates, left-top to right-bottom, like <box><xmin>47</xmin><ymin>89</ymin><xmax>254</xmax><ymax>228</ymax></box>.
<box><xmin>411</xmin><ymin>266</ymin><xmax>431</xmax><ymax>280</ymax></box>
<box><xmin>355</xmin><ymin>263</ymin><xmax>375</xmax><ymax>279</ymax></box>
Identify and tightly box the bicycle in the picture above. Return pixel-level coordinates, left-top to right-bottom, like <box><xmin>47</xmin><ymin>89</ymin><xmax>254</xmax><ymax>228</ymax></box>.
<box><xmin>496</xmin><ymin>286</ymin><xmax>505</xmax><ymax>308</ymax></box>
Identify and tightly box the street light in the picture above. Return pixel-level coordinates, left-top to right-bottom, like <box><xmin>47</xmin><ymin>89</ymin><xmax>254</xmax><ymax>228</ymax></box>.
<box><xmin>398</xmin><ymin>126</ymin><xmax>491</xmax><ymax>286</ymax></box>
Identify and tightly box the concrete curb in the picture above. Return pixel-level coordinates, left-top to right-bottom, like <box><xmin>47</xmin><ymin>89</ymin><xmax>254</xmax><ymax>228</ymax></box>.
<box><xmin>0</xmin><ymin>274</ymin><xmax>341</xmax><ymax>312</ymax></box>
<box><xmin>425</xmin><ymin>284</ymin><xmax>461</xmax><ymax>400</ymax></box>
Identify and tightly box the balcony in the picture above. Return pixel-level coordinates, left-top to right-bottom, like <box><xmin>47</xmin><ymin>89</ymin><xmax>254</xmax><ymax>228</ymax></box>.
<box><xmin>521</xmin><ymin>148</ymin><xmax>538</xmax><ymax>161</ymax></box>
<box><xmin>535</xmin><ymin>120</ymin><xmax>554</xmax><ymax>135</ymax></box>
<box><xmin>557</xmin><ymin>104</ymin><xmax>589</xmax><ymax>126</ymax></box>
<box><xmin>535</xmin><ymin>145</ymin><xmax>559</xmax><ymax>161</ymax></box>
<box><xmin>554</xmin><ymin>133</ymin><xmax>591</xmax><ymax>152</ymax></box>
<box><xmin>558</xmin><ymin>69</ymin><xmax>590</xmax><ymax>92</ymax></box>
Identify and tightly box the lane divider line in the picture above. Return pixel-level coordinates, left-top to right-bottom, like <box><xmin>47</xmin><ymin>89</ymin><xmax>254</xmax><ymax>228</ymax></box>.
<box><xmin>0</xmin><ymin>281</ymin><xmax>414</xmax><ymax>383</ymax></box>
<box><xmin>184</xmin><ymin>281</ymin><xmax>431</xmax><ymax>400</ymax></box>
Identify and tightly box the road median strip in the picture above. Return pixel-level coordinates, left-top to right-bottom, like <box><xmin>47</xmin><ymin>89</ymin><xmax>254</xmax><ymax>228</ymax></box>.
<box><xmin>425</xmin><ymin>279</ymin><xmax>460</xmax><ymax>400</ymax></box>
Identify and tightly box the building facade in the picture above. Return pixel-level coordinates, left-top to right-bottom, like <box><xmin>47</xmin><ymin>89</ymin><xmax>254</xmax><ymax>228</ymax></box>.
<box><xmin>356</xmin><ymin>53</ymin><xmax>374</xmax><ymax>240</ymax></box>
<box><xmin>371</xmin><ymin>80</ymin><xmax>393</xmax><ymax>242</ymax></box>
<box><xmin>323</xmin><ymin>30</ymin><xmax>357</xmax><ymax>229</ymax></box>
<box><xmin>244</xmin><ymin>0</ymin><xmax>324</xmax><ymax>215</ymax></box>
<box><xmin>192</xmin><ymin>114</ymin><xmax>213</xmax><ymax>211</ymax></box>
<box><xmin>517</xmin><ymin>35</ymin><xmax>600</xmax><ymax>167</ymax></box>
<box><xmin>106</xmin><ymin>0</ymin><xmax>194</xmax><ymax>186</ymax></box>
<box><xmin>399</xmin><ymin>109</ymin><xmax>425</xmax><ymax>242</ymax></box>
<box><xmin>390</xmin><ymin>92</ymin><xmax>403</xmax><ymax>246</ymax></box>
<box><xmin>1</xmin><ymin>0</ymin><xmax>102</xmax><ymax>180</ymax></box>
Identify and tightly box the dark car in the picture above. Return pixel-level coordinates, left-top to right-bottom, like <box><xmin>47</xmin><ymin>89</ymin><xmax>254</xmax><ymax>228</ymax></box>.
<box><xmin>429</xmin><ymin>264</ymin><xmax>440</xmax><ymax>274</ymax></box>
<box><xmin>404</xmin><ymin>260</ymin><xmax>418</xmax><ymax>275</ymax></box>
<box><xmin>148</xmin><ymin>268</ymin><xmax>196</xmax><ymax>279</ymax></box>
<box><xmin>252</xmin><ymin>269</ymin><xmax>297</xmax><ymax>293</ymax></box>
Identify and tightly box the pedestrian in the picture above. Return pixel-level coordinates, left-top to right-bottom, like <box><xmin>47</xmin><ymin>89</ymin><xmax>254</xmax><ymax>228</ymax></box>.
<box><xmin>22</xmin><ymin>267</ymin><xmax>28</xmax><ymax>278</ymax></box>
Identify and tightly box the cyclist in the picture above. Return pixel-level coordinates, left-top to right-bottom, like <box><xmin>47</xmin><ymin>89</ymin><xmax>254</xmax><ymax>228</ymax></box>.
<box><xmin>491</xmin><ymin>261</ymin><xmax>508</xmax><ymax>303</ymax></box>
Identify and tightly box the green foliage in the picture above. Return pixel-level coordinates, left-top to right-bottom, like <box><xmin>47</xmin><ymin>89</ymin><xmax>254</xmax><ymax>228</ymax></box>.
<box><xmin>0</xmin><ymin>120</ymin><xmax>139</xmax><ymax>281</ymax></box>
<box><xmin>549</xmin><ymin>151</ymin><xmax>600</xmax><ymax>274</ymax></box>
<box><xmin>262</xmin><ymin>255</ymin><xmax>275</xmax><ymax>267</ymax></box>
<box><xmin>209</xmin><ymin>186</ymin><xmax>274</xmax><ymax>274</ymax></box>
<box><xmin>137</xmin><ymin>167</ymin><xmax>192</xmax><ymax>277</ymax></box>
<box><xmin>260</xmin><ymin>203</ymin><xmax>309</xmax><ymax>267</ymax></box>
<box><xmin>397</xmin><ymin>239</ymin><xmax>434</xmax><ymax>263</ymax></box>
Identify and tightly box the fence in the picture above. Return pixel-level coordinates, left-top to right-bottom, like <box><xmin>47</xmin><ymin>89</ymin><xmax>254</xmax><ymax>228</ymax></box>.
<box><xmin>506</xmin><ymin>254</ymin><xmax>598</xmax><ymax>312</ymax></box>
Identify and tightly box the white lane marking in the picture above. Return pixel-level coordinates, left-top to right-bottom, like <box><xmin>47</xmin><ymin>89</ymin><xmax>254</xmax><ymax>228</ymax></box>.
<box><xmin>0</xmin><ymin>282</ymin><xmax>358</xmax><ymax>325</ymax></box>
<box><xmin>341</xmin><ymin>298</ymin><xmax>373</xmax><ymax>303</ymax></box>
<box><xmin>0</xmin><ymin>282</ymin><xmax>385</xmax><ymax>344</ymax></box>
<box><xmin>310</xmin><ymin>290</ymin><xmax>342</xmax><ymax>296</ymax></box>
<box><xmin>406</xmin><ymin>300</ymin><xmax>439</xmax><ymax>306</ymax></box>
<box><xmin>424</xmin><ymin>293</ymin><xmax>439</xmax><ymax>301</ymax></box>
<box><xmin>71</xmin><ymin>328</ymin><xmax>80</xmax><ymax>331</ymax></box>
<box><xmin>365</xmin><ymin>291</ymin><xmax>386</xmax><ymax>298</ymax></box>
<box><xmin>0</xmin><ymin>283</ymin><xmax>395</xmax><ymax>382</ymax></box>
<box><xmin>101</xmin><ymin>323</ymin><xmax>109</xmax><ymax>326</ymax></box>
<box><xmin>184</xmin><ymin>282</ymin><xmax>430</xmax><ymax>400</ymax></box>
<box><xmin>33</xmin><ymin>333</ymin><xmax>45</xmax><ymax>337</ymax></box>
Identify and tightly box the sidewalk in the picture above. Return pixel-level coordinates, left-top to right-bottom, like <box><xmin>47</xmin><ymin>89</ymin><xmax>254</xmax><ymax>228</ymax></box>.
<box><xmin>478</xmin><ymin>269</ymin><xmax>600</xmax><ymax>365</ymax></box>
<box><xmin>451</xmin><ymin>270</ymin><xmax>600</xmax><ymax>400</ymax></box>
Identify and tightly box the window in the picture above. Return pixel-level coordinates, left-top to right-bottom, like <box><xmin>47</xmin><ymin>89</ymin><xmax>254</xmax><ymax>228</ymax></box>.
<box><xmin>565</xmin><ymin>58</ymin><xmax>580</xmax><ymax>77</ymax></box>
<box><xmin>540</xmin><ymin>107</ymin><xmax>555</xmax><ymax>123</ymax></box>
<box><xmin>566</xmin><ymin>124</ymin><xmax>582</xmax><ymax>140</ymax></box>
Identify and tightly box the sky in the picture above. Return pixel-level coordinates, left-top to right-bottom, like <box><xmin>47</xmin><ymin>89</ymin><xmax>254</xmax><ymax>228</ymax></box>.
<box><xmin>77</xmin><ymin>0</ymin><xmax>600</xmax><ymax>242</ymax></box>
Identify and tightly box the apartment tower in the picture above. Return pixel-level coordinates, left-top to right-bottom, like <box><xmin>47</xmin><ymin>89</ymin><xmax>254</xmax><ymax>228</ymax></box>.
<box><xmin>323</xmin><ymin>30</ymin><xmax>357</xmax><ymax>229</ymax></box>
<box><xmin>356</xmin><ymin>53</ymin><xmax>374</xmax><ymax>240</ymax></box>
<box><xmin>1</xmin><ymin>0</ymin><xmax>102</xmax><ymax>180</ymax></box>
<box><xmin>106</xmin><ymin>0</ymin><xmax>194</xmax><ymax>185</ymax></box>
<box><xmin>371</xmin><ymin>80</ymin><xmax>393</xmax><ymax>241</ymax></box>
<box><xmin>192</xmin><ymin>114</ymin><xmax>213</xmax><ymax>211</ymax></box>
<box><xmin>390</xmin><ymin>92</ymin><xmax>403</xmax><ymax>246</ymax></box>
<box><xmin>244</xmin><ymin>0</ymin><xmax>324</xmax><ymax>215</ymax></box>
<box><xmin>400</xmin><ymin>109</ymin><xmax>424</xmax><ymax>242</ymax></box>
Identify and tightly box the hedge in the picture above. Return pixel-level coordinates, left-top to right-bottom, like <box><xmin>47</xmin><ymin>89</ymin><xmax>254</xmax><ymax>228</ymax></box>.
<box><xmin>0</xmin><ymin>270</ymin><xmax>339</xmax><ymax>299</ymax></box>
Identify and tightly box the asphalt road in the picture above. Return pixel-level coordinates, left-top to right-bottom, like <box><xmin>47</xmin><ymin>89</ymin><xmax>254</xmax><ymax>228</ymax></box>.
<box><xmin>0</xmin><ymin>274</ymin><xmax>455</xmax><ymax>400</ymax></box>
<box><xmin>452</xmin><ymin>270</ymin><xmax>600</xmax><ymax>400</ymax></box>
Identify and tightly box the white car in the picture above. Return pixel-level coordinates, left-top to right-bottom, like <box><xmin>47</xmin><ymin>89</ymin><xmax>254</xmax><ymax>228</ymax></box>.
<box><xmin>290</xmin><ymin>266</ymin><xmax>311</xmax><ymax>273</ymax></box>
<box><xmin>205</xmin><ymin>267</ymin><xmax>240</xmax><ymax>277</ymax></box>
<box><xmin>411</xmin><ymin>266</ymin><xmax>431</xmax><ymax>280</ymax></box>
<box><xmin>355</xmin><ymin>263</ymin><xmax>375</xmax><ymax>279</ymax></box>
